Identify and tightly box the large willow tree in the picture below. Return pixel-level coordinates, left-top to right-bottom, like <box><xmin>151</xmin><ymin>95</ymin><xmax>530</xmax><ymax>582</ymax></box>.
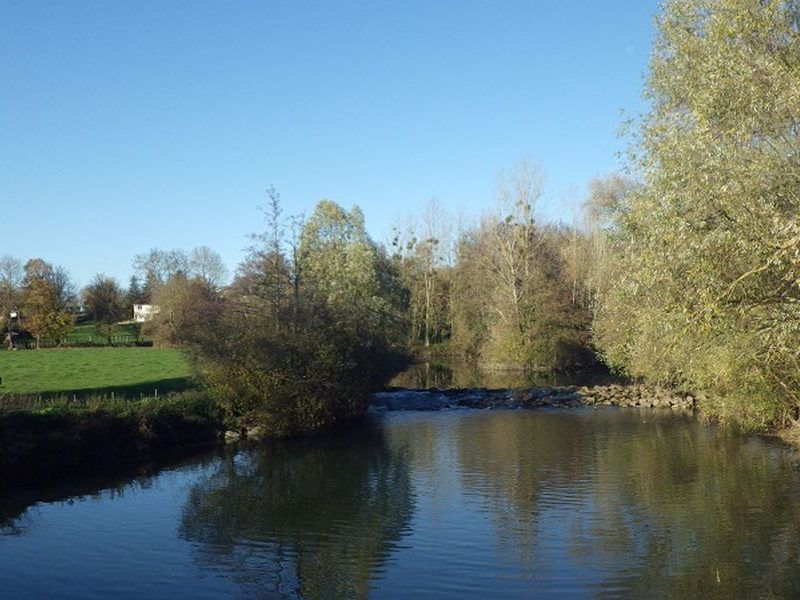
<box><xmin>595</xmin><ymin>0</ymin><xmax>800</xmax><ymax>429</ymax></box>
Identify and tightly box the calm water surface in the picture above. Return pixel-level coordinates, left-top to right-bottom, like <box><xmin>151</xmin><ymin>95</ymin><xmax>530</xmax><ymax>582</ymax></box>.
<box><xmin>2</xmin><ymin>408</ymin><xmax>800</xmax><ymax>598</ymax></box>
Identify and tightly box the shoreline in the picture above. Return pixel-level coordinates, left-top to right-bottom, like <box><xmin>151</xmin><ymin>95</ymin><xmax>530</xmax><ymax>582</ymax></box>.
<box><xmin>5</xmin><ymin>382</ymin><xmax>797</xmax><ymax>491</ymax></box>
<box><xmin>0</xmin><ymin>391</ymin><xmax>224</xmax><ymax>488</ymax></box>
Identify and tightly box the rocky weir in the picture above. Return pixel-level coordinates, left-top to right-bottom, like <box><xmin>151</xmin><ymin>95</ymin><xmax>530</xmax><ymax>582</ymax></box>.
<box><xmin>371</xmin><ymin>384</ymin><xmax>697</xmax><ymax>412</ymax></box>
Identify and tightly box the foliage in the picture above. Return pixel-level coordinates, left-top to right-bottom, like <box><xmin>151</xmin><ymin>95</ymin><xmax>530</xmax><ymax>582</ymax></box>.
<box><xmin>125</xmin><ymin>275</ymin><xmax>147</xmax><ymax>307</ymax></box>
<box><xmin>0</xmin><ymin>255</ymin><xmax>23</xmax><ymax>336</ymax></box>
<box><xmin>21</xmin><ymin>258</ymin><xmax>74</xmax><ymax>347</ymax></box>
<box><xmin>192</xmin><ymin>197</ymin><xmax>409</xmax><ymax>436</ymax></box>
<box><xmin>83</xmin><ymin>274</ymin><xmax>126</xmax><ymax>343</ymax></box>
<box><xmin>392</xmin><ymin>199</ymin><xmax>453</xmax><ymax>348</ymax></box>
<box><xmin>132</xmin><ymin>246</ymin><xmax>227</xmax><ymax>301</ymax></box>
<box><xmin>188</xmin><ymin>245</ymin><xmax>228</xmax><ymax>290</ymax></box>
<box><xmin>395</xmin><ymin>162</ymin><xmax>594</xmax><ymax>370</ymax></box>
<box><xmin>144</xmin><ymin>274</ymin><xmax>222</xmax><ymax>347</ymax></box>
<box><xmin>591</xmin><ymin>0</ymin><xmax>800</xmax><ymax>430</ymax></box>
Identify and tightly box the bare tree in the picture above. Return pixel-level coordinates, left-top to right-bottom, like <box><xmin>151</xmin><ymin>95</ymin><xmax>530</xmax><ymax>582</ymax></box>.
<box><xmin>485</xmin><ymin>160</ymin><xmax>546</xmax><ymax>339</ymax></box>
<box><xmin>189</xmin><ymin>246</ymin><xmax>228</xmax><ymax>289</ymax></box>
<box><xmin>133</xmin><ymin>248</ymin><xmax>190</xmax><ymax>298</ymax></box>
<box><xmin>0</xmin><ymin>255</ymin><xmax>23</xmax><ymax>289</ymax></box>
<box><xmin>419</xmin><ymin>198</ymin><xmax>452</xmax><ymax>347</ymax></box>
<box><xmin>52</xmin><ymin>265</ymin><xmax>77</xmax><ymax>309</ymax></box>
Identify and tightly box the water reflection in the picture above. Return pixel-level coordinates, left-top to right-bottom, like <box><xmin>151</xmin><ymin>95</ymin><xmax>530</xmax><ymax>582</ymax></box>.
<box><xmin>2</xmin><ymin>409</ymin><xmax>800</xmax><ymax>598</ymax></box>
<box><xmin>439</xmin><ymin>410</ymin><xmax>800</xmax><ymax>598</ymax></box>
<box><xmin>179</xmin><ymin>423</ymin><xmax>414</xmax><ymax>599</ymax></box>
<box><xmin>389</xmin><ymin>359</ymin><xmax>618</xmax><ymax>389</ymax></box>
<box><xmin>0</xmin><ymin>451</ymin><xmax>223</xmax><ymax>536</ymax></box>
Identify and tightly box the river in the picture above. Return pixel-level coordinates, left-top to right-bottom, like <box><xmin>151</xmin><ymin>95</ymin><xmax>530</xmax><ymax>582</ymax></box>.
<box><xmin>2</xmin><ymin>377</ymin><xmax>800</xmax><ymax>597</ymax></box>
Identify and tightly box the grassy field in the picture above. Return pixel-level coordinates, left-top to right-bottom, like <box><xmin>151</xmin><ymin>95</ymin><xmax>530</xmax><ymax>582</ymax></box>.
<box><xmin>0</xmin><ymin>347</ymin><xmax>193</xmax><ymax>398</ymax></box>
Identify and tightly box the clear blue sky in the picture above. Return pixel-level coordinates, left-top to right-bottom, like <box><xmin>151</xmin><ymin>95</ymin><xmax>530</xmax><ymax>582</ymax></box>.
<box><xmin>1</xmin><ymin>1</ymin><xmax>659</xmax><ymax>287</ymax></box>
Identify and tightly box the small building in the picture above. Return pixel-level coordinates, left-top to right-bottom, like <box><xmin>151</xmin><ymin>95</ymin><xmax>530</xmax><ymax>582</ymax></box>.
<box><xmin>133</xmin><ymin>304</ymin><xmax>160</xmax><ymax>323</ymax></box>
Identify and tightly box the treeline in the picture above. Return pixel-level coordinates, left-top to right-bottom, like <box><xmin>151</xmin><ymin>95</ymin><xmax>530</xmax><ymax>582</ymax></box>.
<box><xmin>1</xmin><ymin>196</ymin><xmax>408</xmax><ymax>438</ymax></box>
<box><xmin>394</xmin><ymin>0</ymin><xmax>800</xmax><ymax>432</ymax></box>
<box><xmin>0</xmin><ymin>246</ymin><xmax>229</xmax><ymax>347</ymax></box>
<box><xmin>5</xmin><ymin>0</ymin><xmax>797</xmax><ymax>436</ymax></box>
<box><xmin>392</xmin><ymin>162</ymin><xmax>594</xmax><ymax>371</ymax></box>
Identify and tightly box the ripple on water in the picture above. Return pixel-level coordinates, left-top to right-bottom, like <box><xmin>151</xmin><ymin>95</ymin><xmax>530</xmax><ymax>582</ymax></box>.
<box><xmin>2</xmin><ymin>408</ymin><xmax>800</xmax><ymax>598</ymax></box>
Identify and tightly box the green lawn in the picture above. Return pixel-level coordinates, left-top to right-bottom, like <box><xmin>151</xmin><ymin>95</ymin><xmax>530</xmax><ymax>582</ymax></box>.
<box><xmin>0</xmin><ymin>347</ymin><xmax>193</xmax><ymax>398</ymax></box>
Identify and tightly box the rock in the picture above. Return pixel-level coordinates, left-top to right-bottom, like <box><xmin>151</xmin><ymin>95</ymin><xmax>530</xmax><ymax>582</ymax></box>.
<box><xmin>551</xmin><ymin>392</ymin><xmax>579</xmax><ymax>404</ymax></box>
<box><xmin>224</xmin><ymin>430</ymin><xmax>241</xmax><ymax>444</ymax></box>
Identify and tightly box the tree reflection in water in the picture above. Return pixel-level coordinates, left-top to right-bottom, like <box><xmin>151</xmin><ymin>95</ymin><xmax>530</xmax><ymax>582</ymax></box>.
<box><xmin>4</xmin><ymin>409</ymin><xmax>800</xmax><ymax>597</ymax></box>
<box><xmin>179</xmin><ymin>422</ymin><xmax>414</xmax><ymax>599</ymax></box>
<box><xmin>446</xmin><ymin>410</ymin><xmax>800</xmax><ymax>598</ymax></box>
<box><xmin>388</xmin><ymin>359</ymin><xmax>618</xmax><ymax>389</ymax></box>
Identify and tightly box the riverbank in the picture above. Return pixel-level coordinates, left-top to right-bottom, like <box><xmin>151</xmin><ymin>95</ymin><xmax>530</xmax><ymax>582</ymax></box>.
<box><xmin>0</xmin><ymin>381</ymin><xmax>760</xmax><ymax>489</ymax></box>
<box><xmin>0</xmin><ymin>391</ymin><xmax>223</xmax><ymax>486</ymax></box>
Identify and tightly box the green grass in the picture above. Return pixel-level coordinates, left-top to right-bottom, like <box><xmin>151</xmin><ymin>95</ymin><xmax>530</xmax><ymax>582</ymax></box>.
<box><xmin>0</xmin><ymin>347</ymin><xmax>193</xmax><ymax>398</ymax></box>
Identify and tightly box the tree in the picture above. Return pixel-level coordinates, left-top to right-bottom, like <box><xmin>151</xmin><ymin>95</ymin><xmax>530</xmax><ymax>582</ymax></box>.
<box><xmin>193</xmin><ymin>196</ymin><xmax>408</xmax><ymax>436</ymax></box>
<box><xmin>21</xmin><ymin>259</ymin><xmax>72</xmax><ymax>347</ymax></box>
<box><xmin>299</xmin><ymin>200</ymin><xmax>404</xmax><ymax>338</ymax></box>
<box><xmin>574</xmin><ymin>175</ymin><xmax>638</xmax><ymax>322</ymax></box>
<box><xmin>84</xmin><ymin>275</ymin><xmax>126</xmax><ymax>344</ymax></box>
<box><xmin>125</xmin><ymin>275</ymin><xmax>147</xmax><ymax>309</ymax></box>
<box><xmin>398</xmin><ymin>199</ymin><xmax>453</xmax><ymax>348</ymax></box>
<box><xmin>593</xmin><ymin>0</ymin><xmax>800</xmax><ymax>430</ymax></box>
<box><xmin>133</xmin><ymin>248</ymin><xmax>189</xmax><ymax>300</ymax></box>
<box><xmin>234</xmin><ymin>188</ymin><xmax>306</xmax><ymax>331</ymax></box>
<box><xmin>481</xmin><ymin>160</ymin><xmax>545</xmax><ymax>363</ymax></box>
<box><xmin>239</xmin><ymin>186</ymin><xmax>292</xmax><ymax>323</ymax></box>
<box><xmin>442</xmin><ymin>161</ymin><xmax>594</xmax><ymax>369</ymax></box>
<box><xmin>0</xmin><ymin>255</ymin><xmax>23</xmax><ymax>336</ymax></box>
<box><xmin>145</xmin><ymin>274</ymin><xmax>220</xmax><ymax>347</ymax></box>
<box><xmin>189</xmin><ymin>246</ymin><xmax>228</xmax><ymax>290</ymax></box>
<box><xmin>52</xmin><ymin>265</ymin><xmax>77</xmax><ymax>311</ymax></box>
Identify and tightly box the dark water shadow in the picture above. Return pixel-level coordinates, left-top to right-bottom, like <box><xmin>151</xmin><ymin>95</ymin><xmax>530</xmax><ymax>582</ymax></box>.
<box><xmin>179</xmin><ymin>419</ymin><xmax>415</xmax><ymax>599</ymax></box>
<box><xmin>0</xmin><ymin>445</ymin><xmax>226</xmax><ymax>536</ymax></box>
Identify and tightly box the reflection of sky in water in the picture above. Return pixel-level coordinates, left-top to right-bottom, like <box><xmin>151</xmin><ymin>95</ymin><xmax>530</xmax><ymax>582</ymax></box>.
<box><xmin>2</xmin><ymin>408</ymin><xmax>800</xmax><ymax>598</ymax></box>
<box><xmin>0</xmin><ymin>467</ymin><xmax>240</xmax><ymax>599</ymax></box>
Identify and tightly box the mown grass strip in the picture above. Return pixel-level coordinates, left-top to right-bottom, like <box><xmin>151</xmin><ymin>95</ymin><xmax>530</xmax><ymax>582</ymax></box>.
<box><xmin>0</xmin><ymin>347</ymin><xmax>193</xmax><ymax>398</ymax></box>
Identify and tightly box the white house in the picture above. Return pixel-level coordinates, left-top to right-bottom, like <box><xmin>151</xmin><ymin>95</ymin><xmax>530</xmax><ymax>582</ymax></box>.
<box><xmin>133</xmin><ymin>304</ymin><xmax>160</xmax><ymax>323</ymax></box>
